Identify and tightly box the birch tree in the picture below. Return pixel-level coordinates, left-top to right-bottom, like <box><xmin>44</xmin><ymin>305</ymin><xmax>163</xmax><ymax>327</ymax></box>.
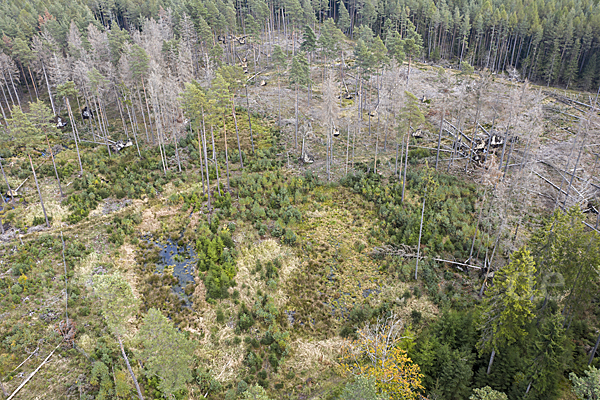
<box><xmin>137</xmin><ymin>308</ymin><xmax>195</xmax><ymax>398</ymax></box>
<box><xmin>94</xmin><ymin>274</ymin><xmax>145</xmax><ymax>400</ymax></box>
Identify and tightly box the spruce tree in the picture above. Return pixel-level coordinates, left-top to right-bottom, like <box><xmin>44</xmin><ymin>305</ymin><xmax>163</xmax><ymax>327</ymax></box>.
<box><xmin>479</xmin><ymin>246</ymin><xmax>538</xmax><ymax>374</ymax></box>
<box><xmin>398</xmin><ymin>91</ymin><xmax>424</xmax><ymax>203</ymax></box>
<box><xmin>338</xmin><ymin>0</ymin><xmax>351</xmax><ymax>34</ymax></box>
<box><xmin>289</xmin><ymin>52</ymin><xmax>310</xmax><ymax>149</ymax></box>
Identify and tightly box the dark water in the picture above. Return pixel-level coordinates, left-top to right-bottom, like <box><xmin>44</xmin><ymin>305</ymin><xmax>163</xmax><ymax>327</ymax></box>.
<box><xmin>145</xmin><ymin>237</ymin><xmax>197</xmax><ymax>306</ymax></box>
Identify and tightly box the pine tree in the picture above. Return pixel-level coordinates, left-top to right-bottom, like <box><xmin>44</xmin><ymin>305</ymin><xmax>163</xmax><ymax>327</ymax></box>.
<box><xmin>318</xmin><ymin>18</ymin><xmax>345</xmax><ymax>65</ymax></box>
<box><xmin>300</xmin><ymin>25</ymin><xmax>317</xmax><ymax>54</ymax></box>
<box><xmin>403</xmin><ymin>21</ymin><xmax>423</xmax><ymax>86</ymax></box>
<box><xmin>6</xmin><ymin>105</ymin><xmax>39</xmax><ymax>151</ymax></box>
<box><xmin>386</xmin><ymin>31</ymin><xmax>406</xmax><ymax>68</ymax></box>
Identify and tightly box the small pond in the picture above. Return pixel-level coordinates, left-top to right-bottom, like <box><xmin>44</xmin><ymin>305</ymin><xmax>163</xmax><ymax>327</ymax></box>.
<box><xmin>144</xmin><ymin>236</ymin><xmax>197</xmax><ymax>306</ymax></box>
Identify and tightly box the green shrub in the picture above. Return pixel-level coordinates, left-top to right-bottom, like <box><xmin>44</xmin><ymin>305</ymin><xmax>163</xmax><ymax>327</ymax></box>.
<box><xmin>411</xmin><ymin>310</ymin><xmax>422</xmax><ymax>324</ymax></box>
<box><xmin>282</xmin><ymin>229</ymin><xmax>296</xmax><ymax>245</ymax></box>
<box><xmin>238</xmin><ymin>303</ymin><xmax>254</xmax><ymax>331</ymax></box>
<box><xmin>32</xmin><ymin>216</ymin><xmax>52</xmax><ymax>226</ymax></box>
<box><xmin>11</xmin><ymin>284</ymin><xmax>23</xmax><ymax>294</ymax></box>
<box><xmin>79</xmin><ymin>306</ymin><xmax>90</xmax><ymax>316</ymax></box>
<box><xmin>216</xmin><ymin>308</ymin><xmax>225</xmax><ymax>324</ymax></box>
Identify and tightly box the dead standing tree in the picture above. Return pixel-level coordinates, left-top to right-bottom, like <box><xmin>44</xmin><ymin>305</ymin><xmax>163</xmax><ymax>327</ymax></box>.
<box><xmin>28</xmin><ymin>155</ymin><xmax>49</xmax><ymax>228</ymax></box>
<box><xmin>321</xmin><ymin>73</ymin><xmax>339</xmax><ymax>181</ymax></box>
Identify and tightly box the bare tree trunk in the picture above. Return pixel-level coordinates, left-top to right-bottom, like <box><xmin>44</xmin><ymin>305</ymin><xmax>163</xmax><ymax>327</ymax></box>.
<box><xmin>398</xmin><ymin>133</ymin><xmax>404</xmax><ymax>180</ymax></box>
<box><xmin>201</xmin><ymin>107</ymin><xmax>212</xmax><ymax>212</ymax></box>
<box><xmin>29</xmin><ymin>155</ymin><xmax>49</xmax><ymax>228</ymax></box>
<box><xmin>92</xmin><ymin>95</ymin><xmax>112</xmax><ymax>157</ymax></box>
<box><xmin>487</xmin><ymin>349</ymin><xmax>496</xmax><ymax>374</ymax></box>
<box><xmin>46</xmin><ymin>134</ymin><xmax>63</xmax><ymax>197</ymax></box>
<box><xmin>82</xmin><ymin>91</ymin><xmax>97</xmax><ymax>142</ymax></box>
<box><xmin>326</xmin><ymin>128</ymin><xmax>330</xmax><ymax>181</ymax></box>
<box><xmin>0</xmin><ymin>83</ymin><xmax>8</xmax><ymax>121</ymax></box>
<box><xmin>18</xmin><ymin>63</ymin><xmax>33</xmax><ymax>103</ymax></box>
<box><xmin>352</xmin><ymin>125</ymin><xmax>356</xmax><ymax>169</ymax></box>
<box><xmin>42</xmin><ymin>62</ymin><xmax>55</xmax><ymax>114</ymax></box>
<box><xmin>28</xmin><ymin>66</ymin><xmax>39</xmax><ymax>101</ymax></box>
<box><xmin>383</xmin><ymin>113</ymin><xmax>388</xmax><ymax>151</ymax></box>
<box><xmin>277</xmin><ymin>66</ymin><xmax>282</xmax><ymax>126</ymax></box>
<box><xmin>60</xmin><ymin>231</ymin><xmax>68</xmax><ymax>324</ymax></box>
<box><xmin>7</xmin><ymin>69</ymin><xmax>21</xmax><ymax>107</ymax></box>
<box><xmin>346</xmin><ymin>120</ymin><xmax>350</xmax><ymax>175</ymax></box>
<box><xmin>65</xmin><ymin>98</ymin><xmax>84</xmax><ymax>176</ymax></box>
<box><xmin>468</xmin><ymin>190</ymin><xmax>486</xmax><ymax>262</ymax></box>
<box><xmin>589</xmin><ymin>330</ymin><xmax>600</xmax><ymax>365</ymax></box>
<box><xmin>401</xmin><ymin>130</ymin><xmax>409</xmax><ymax>204</ymax></box>
<box><xmin>562</xmin><ymin>133</ymin><xmax>586</xmax><ymax>209</ymax></box>
<box><xmin>502</xmin><ymin>139</ymin><xmax>514</xmax><ymax>178</ymax></box>
<box><xmin>498</xmin><ymin>123</ymin><xmax>510</xmax><ymax>170</ymax></box>
<box><xmin>173</xmin><ymin>125</ymin><xmax>182</xmax><ymax>173</ymax></box>
<box><xmin>465</xmin><ymin>105</ymin><xmax>481</xmax><ymax>172</ymax></box>
<box><xmin>136</xmin><ymin>86</ymin><xmax>150</xmax><ymax>143</ymax></box>
<box><xmin>244</xmin><ymin>85</ymin><xmax>255</xmax><ymax>153</ymax></box>
<box><xmin>0</xmin><ymin>194</ymin><xmax>5</xmax><ymax>234</ymax></box>
<box><xmin>480</xmin><ymin>222</ymin><xmax>504</xmax><ymax>297</ymax></box>
<box><xmin>223</xmin><ymin>114</ymin><xmax>230</xmax><ymax>190</ymax></box>
<box><xmin>2</xmin><ymin>73</ymin><xmax>16</xmax><ymax>107</ymax></box>
<box><xmin>0</xmin><ymin>379</ymin><xmax>7</xmax><ymax>398</ymax></box>
<box><xmin>124</xmin><ymin>100</ymin><xmax>141</xmax><ymax>157</ymax></box>
<box><xmin>415</xmin><ymin>185</ymin><xmax>427</xmax><ymax>280</ymax></box>
<box><xmin>129</xmin><ymin>97</ymin><xmax>141</xmax><ymax>138</ymax></box>
<box><xmin>150</xmin><ymin>96</ymin><xmax>166</xmax><ymax>175</ymax></box>
<box><xmin>374</xmin><ymin>123</ymin><xmax>379</xmax><ymax>173</ymax></box>
<box><xmin>295</xmin><ymin>83</ymin><xmax>299</xmax><ymax>150</ymax></box>
<box><xmin>210</xmin><ymin>125</ymin><xmax>222</xmax><ymax>196</ymax></box>
<box><xmin>116</xmin><ymin>334</ymin><xmax>145</xmax><ymax>400</ymax></box>
<box><xmin>435</xmin><ymin>112</ymin><xmax>444</xmax><ymax>171</ymax></box>
<box><xmin>0</xmin><ymin>157</ymin><xmax>13</xmax><ymax>203</ymax></box>
<box><xmin>395</xmin><ymin>128</ymin><xmax>400</xmax><ymax>174</ymax></box>
<box><xmin>115</xmin><ymin>90</ymin><xmax>129</xmax><ymax>138</ymax></box>
<box><xmin>196</xmin><ymin>127</ymin><xmax>206</xmax><ymax>195</ymax></box>
<box><xmin>232</xmin><ymin>98</ymin><xmax>243</xmax><ymax>169</ymax></box>
<box><xmin>100</xmin><ymin>100</ymin><xmax>111</xmax><ymax>140</ymax></box>
<box><xmin>406</xmin><ymin>55</ymin><xmax>412</xmax><ymax>87</ymax></box>
<box><xmin>141</xmin><ymin>80</ymin><xmax>156</xmax><ymax>144</ymax></box>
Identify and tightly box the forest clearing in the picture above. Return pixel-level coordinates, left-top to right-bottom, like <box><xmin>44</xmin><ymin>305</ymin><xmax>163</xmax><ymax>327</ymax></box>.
<box><xmin>0</xmin><ymin>2</ymin><xmax>599</xmax><ymax>399</ymax></box>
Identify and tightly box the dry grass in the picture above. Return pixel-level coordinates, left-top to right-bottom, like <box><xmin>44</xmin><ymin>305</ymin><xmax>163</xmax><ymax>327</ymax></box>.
<box><xmin>115</xmin><ymin>243</ymin><xmax>142</xmax><ymax>299</ymax></box>
<box><xmin>287</xmin><ymin>337</ymin><xmax>347</xmax><ymax>373</ymax></box>
<box><xmin>235</xmin><ymin>238</ymin><xmax>300</xmax><ymax>308</ymax></box>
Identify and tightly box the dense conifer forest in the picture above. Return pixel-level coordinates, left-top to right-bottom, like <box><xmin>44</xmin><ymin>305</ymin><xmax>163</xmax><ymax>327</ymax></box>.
<box><xmin>0</xmin><ymin>0</ymin><xmax>599</xmax><ymax>399</ymax></box>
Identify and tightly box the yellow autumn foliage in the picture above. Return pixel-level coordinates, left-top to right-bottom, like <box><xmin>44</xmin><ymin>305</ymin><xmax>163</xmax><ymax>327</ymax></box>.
<box><xmin>340</xmin><ymin>316</ymin><xmax>424</xmax><ymax>400</ymax></box>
